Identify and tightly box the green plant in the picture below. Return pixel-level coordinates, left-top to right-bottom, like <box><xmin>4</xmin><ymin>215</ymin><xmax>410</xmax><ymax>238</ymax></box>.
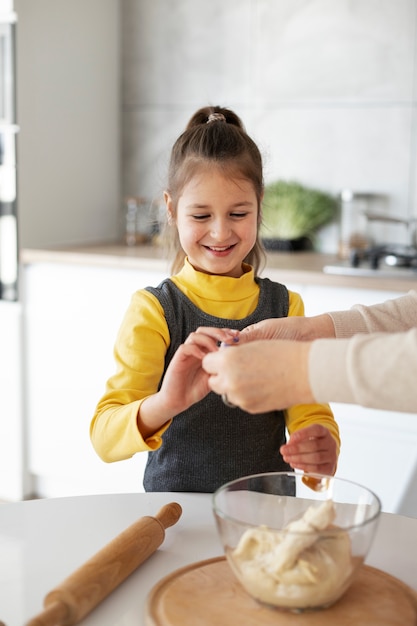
<box><xmin>260</xmin><ymin>180</ymin><xmax>338</xmax><ymax>241</ymax></box>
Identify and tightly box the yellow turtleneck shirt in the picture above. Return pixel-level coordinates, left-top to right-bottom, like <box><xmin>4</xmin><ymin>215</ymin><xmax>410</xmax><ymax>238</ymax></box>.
<box><xmin>90</xmin><ymin>259</ymin><xmax>340</xmax><ymax>463</ymax></box>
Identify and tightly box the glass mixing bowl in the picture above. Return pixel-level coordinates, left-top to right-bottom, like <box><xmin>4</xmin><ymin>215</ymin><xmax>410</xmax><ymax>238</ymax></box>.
<box><xmin>212</xmin><ymin>471</ymin><xmax>381</xmax><ymax>612</ymax></box>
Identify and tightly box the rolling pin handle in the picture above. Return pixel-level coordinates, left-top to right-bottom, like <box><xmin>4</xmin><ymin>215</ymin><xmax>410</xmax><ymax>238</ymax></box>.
<box><xmin>25</xmin><ymin>599</ymin><xmax>69</xmax><ymax>626</ymax></box>
<box><xmin>155</xmin><ymin>502</ymin><xmax>182</xmax><ymax>530</ymax></box>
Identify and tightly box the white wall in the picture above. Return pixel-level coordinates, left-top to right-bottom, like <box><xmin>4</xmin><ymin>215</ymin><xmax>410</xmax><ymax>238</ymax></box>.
<box><xmin>12</xmin><ymin>1</ymin><xmax>417</xmax><ymax>252</ymax></box>
<box><xmin>121</xmin><ymin>0</ymin><xmax>417</xmax><ymax>252</ymax></box>
<box><xmin>15</xmin><ymin>0</ymin><xmax>121</xmax><ymax>248</ymax></box>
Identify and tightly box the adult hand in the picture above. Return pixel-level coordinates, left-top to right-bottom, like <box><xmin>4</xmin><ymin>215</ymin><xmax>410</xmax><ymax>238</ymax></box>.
<box><xmin>280</xmin><ymin>424</ymin><xmax>338</xmax><ymax>476</ymax></box>
<box><xmin>202</xmin><ymin>339</ymin><xmax>315</xmax><ymax>412</ymax></box>
<box><xmin>239</xmin><ymin>314</ymin><xmax>335</xmax><ymax>343</ymax></box>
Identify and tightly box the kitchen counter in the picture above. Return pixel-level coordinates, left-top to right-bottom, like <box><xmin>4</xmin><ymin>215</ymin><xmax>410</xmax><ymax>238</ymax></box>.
<box><xmin>17</xmin><ymin>242</ymin><xmax>417</xmax><ymax>509</ymax></box>
<box><xmin>1</xmin><ymin>492</ymin><xmax>416</xmax><ymax>625</ymax></box>
<box><xmin>21</xmin><ymin>243</ymin><xmax>417</xmax><ymax>293</ymax></box>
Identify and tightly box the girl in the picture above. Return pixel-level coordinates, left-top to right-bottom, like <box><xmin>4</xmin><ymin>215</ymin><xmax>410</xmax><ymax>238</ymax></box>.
<box><xmin>90</xmin><ymin>105</ymin><xmax>340</xmax><ymax>492</ymax></box>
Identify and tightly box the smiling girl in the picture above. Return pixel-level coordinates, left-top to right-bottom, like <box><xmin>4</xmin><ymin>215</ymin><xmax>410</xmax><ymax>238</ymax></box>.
<box><xmin>90</xmin><ymin>106</ymin><xmax>340</xmax><ymax>492</ymax></box>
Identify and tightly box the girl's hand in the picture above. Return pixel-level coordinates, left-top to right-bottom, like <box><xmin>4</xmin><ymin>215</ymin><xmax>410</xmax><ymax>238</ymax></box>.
<box><xmin>158</xmin><ymin>329</ymin><xmax>222</xmax><ymax>413</ymax></box>
<box><xmin>138</xmin><ymin>328</ymin><xmax>239</xmax><ymax>439</ymax></box>
<box><xmin>280</xmin><ymin>424</ymin><xmax>338</xmax><ymax>476</ymax></box>
<box><xmin>194</xmin><ymin>326</ymin><xmax>240</xmax><ymax>346</ymax></box>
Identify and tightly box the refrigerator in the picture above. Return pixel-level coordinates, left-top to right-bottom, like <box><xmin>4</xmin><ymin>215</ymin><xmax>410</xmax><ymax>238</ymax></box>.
<box><xmin>0</xmin><ymin>3</ymin><xmax>18</xmax><ymax>301</ymax></box>
<box><xmin>0</xmin><ymin>1</ymin><xmax>26</xmax><ymax>501</ymax></box>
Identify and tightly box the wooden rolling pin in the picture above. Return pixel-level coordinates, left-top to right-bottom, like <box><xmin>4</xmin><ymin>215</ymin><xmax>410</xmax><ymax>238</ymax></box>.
<box><xmin>26</xmin><ymin>501</ymin><xmax>182</xmax><ymax>626</ymax></box>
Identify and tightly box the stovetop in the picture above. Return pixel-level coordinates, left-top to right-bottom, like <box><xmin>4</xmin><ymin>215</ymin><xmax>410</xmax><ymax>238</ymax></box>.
<box><xmin>324</xmin><ymin>243</ymin><xmax>417</xmax><ymax>279</ymax></box>
<box><xmin>351</xmin><ymin>244</ymin><xmax>417</xmax><ymax>270</ymax></box>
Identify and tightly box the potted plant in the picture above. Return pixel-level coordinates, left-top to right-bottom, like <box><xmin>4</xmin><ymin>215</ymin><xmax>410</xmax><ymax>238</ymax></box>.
<box><xmin>260</xmin><ymin>180</ymin><xmax>338</xmax><ymax>251</ymax></box>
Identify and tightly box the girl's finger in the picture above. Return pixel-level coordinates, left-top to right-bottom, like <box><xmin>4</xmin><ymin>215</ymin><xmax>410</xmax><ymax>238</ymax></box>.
<box><xmin>194</xmin><ymin>327</ymin><xmax>240</xmax><ymax>344</ymax></box>
<box><xmin>184</xmin><ymin>332</ymin><xmax>218</xmax><ymax>350</ymax></box>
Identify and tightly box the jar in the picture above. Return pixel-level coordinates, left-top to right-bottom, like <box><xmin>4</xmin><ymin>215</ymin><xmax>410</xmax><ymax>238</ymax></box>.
<box><xmin>338</xmin><ymin>190</ymin><xmax>372</xmax><ymax>259</ymax></box>
<box><xmin>123</xmin><ymin>196</ymin><xmax>151</xmax><ymax>246</ymax></box>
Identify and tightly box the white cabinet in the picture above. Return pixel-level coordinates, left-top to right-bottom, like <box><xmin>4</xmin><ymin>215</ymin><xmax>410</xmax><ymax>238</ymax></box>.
<box><xmin>293</xmin><ymin>283</ymin><xmax>417</xmax><ymax>515</ymax></box>
<box><xmin>330</xmin><ymin>404</ymin><xmax>417</xmax><ymax>516</ymax></box>
<box><xmin>22</xmin><ymin>260</ymin><xmax>417</xmax><ymax>516</ymax></box>
<box><xmin>22</xmin><ymin>262</ymin><xmax>167</xmax><ymax>498</ymax></box>
<box><xmin>0</xmin><ymin>300</ymin><xmax>28</xmax><ymax>500</ymax></box>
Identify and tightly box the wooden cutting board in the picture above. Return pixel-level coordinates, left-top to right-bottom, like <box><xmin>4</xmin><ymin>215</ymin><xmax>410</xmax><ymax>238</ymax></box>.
<box><xmin>145</xmin><ymin>556</ymin><xmax>417</xmax><ymax>626</ymax></box>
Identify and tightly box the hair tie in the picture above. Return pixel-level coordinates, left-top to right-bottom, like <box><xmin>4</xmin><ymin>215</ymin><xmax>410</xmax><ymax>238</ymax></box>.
<box><xmin>207</xmin><ymin>112</ymin><xmax>226</xmax><ymax>124</ymax></box>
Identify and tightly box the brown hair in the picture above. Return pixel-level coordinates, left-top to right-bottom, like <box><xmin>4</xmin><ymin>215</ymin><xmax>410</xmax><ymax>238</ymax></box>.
<box><xmin>163</xmin><ymin>105</ymin><xmax>266</xmax><ymax>275</ymax></box>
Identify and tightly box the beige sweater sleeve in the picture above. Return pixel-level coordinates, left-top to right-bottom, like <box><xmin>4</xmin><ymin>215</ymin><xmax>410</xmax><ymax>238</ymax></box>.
<box><xmin>308</xmin><ymin>290</ymin><xmax>417</xmax><ymax>412</ymax></box>
<box><xmin>329</xmin><ymin>290</ymin><xmax>417</xmax><ymax>337</ymax></box>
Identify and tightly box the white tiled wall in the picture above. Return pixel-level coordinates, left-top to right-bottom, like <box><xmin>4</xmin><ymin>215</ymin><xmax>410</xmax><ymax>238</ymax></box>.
<box><xmin>121</xmin><ymin>0</ymin><xmax>417</xmax><ymax>252</ymax></box>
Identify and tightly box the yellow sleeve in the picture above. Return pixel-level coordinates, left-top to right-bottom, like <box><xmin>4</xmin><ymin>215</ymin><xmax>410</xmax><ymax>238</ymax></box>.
<box><xmin>288</xmin><ymin>289</ymin><xmax>305</xmax><ymax>317</ymax></box>
<box><xmin>286</xmin><ymin>289</ymin><xmax>341</xmax><ymax>454</ymax></box>
<box><xmin>90</xmin><ymin>289</ymin><xmax>171</xmax><ymax>462</ymax></box>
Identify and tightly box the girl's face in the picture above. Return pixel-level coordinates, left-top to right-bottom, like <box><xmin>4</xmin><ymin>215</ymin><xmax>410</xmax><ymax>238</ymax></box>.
<box><xmin>165</xmin><ymin>169</ymin><xmax>259</xmax><ymax>278</ymax></box>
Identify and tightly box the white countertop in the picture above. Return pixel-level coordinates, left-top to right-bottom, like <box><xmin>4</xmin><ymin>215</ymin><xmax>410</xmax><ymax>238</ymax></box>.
<box><xmin>1</xmin><ymin>492</ymin><xmax>416</xmax><ymax>625</ymax></box>
<box><xmin>20</xmin><ymin>244</ymin><xmax>417</xmax><ymax>293</ymax></box>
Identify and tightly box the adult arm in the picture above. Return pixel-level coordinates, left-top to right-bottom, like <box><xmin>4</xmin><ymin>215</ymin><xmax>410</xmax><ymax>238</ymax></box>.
<box><xmin>330</xmin><ymin>290</ymin><xmax>417</xmax><ymax>337</ymax></box>
<box><xmin>239</xmin><ymin>290</ymin><xmax>417</xmax><ymax>343</ymax></box>
<box><xmin>310</xmin><ymin>327</ymin><xmax>417</xmax><ymax>412</ymax></box>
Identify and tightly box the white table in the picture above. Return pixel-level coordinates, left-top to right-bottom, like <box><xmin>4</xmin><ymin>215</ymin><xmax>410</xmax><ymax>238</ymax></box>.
<box><xmin>1</xmin><ymin>492</ymin><xmax>416</xmax><ymax>625</ymax></box>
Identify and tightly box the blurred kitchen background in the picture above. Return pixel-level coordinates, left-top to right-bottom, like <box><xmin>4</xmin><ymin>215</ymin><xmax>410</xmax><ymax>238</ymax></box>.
<box><xmin>2</xmin><ymin>0</ymin><xmax>417</xmax><ymax>505</ymax></box>
<box><xmin>14</xmin><ymin>0</ymin><xmax>417</xmax><ymax>253</ymax></box>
